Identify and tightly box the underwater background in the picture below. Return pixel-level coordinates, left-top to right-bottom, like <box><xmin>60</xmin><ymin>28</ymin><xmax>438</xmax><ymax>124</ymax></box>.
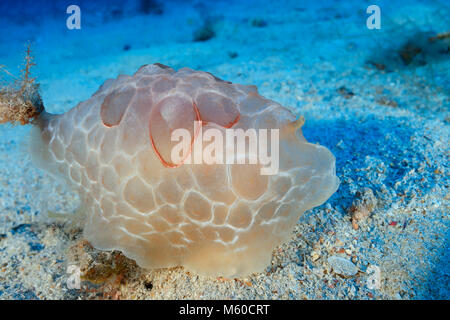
<box><xmin>0</xmin><ymin>0</ymin><xmax>448</xmax><ymax>299</ymax></box>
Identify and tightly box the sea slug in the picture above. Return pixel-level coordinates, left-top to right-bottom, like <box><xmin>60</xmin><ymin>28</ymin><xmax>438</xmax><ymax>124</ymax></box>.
<box><xmin>1</xmin><ymin>61</ymin><xmax>339</xmax><ymax>277</ymax></box>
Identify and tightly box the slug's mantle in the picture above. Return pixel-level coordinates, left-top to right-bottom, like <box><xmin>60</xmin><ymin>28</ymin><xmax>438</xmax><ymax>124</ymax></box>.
<box><xmin>29</xmin><ymin>63</ymin><xmax>339</xmax><ymax>277</ymax></box>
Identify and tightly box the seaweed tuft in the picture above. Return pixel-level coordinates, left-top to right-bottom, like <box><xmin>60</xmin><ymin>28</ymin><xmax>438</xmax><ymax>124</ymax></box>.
<box><xmin>0</xmin><ymin>44</ymin><xmax>44</xmax><ymax>125</ymax></box>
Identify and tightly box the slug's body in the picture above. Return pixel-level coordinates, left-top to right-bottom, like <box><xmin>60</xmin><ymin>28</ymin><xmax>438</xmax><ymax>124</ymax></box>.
<box><xmin>29</xmin><ymin>64</ymin><xmax>338</xmax><ymax>277</ymax></box>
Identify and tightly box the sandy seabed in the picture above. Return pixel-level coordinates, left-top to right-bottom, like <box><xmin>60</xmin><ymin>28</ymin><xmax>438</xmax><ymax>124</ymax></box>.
<box><xmin>0</xmin><ymin>0</ymin><xmax>448</xmax><ymax>299</ymax></box>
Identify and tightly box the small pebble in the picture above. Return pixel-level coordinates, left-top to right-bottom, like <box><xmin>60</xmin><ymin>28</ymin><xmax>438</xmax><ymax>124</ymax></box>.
<box><xmin>327</xmin><ymin>256</ymin><xmax>359</xmax><ymax>276</ymax></box>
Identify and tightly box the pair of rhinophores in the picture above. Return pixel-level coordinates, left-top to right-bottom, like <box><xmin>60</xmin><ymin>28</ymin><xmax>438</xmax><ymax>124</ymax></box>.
<box><xmin>2</xmin><ymin>62</ymin><xmax>339</xmax><ymax>277</ymax></box>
